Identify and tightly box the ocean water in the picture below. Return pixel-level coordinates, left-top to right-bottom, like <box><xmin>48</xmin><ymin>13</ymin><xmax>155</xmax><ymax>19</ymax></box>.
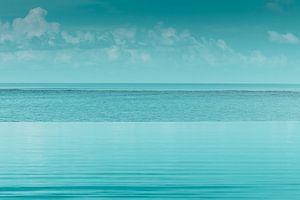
<box><xmin>0</xmin><ymin>122</ymin><xmax>300</xmax><ymax>199</ymax></box>
<box><xmin>1</xmin><ymin>84</ymin><xmax>300</xmax><ymax>199</ymax></box>
<box><xmin>1</xmin><ymin>83</ymin><xmax>300</xmax><ymax>121</ymax></box>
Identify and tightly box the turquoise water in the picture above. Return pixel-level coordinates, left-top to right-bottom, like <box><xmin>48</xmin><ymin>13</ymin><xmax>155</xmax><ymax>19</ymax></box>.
<box><xmin>1</xmin><ymin>84</ymin><xmax>300</xmax><ymax>121</ymax></box>
<box><xmin>0</xmin><ymin>122</ymin><xmax>300</xmax><ymax>199</ymax></box>
<box><xmin>1</xmin><ymin>84</ymin><xmax>300</xmax><ymax>199</ymax></box>
<box><xmin>1</xmin><ymin>83</ymin><xmax>300</xmax><ymax>91</ymax></box>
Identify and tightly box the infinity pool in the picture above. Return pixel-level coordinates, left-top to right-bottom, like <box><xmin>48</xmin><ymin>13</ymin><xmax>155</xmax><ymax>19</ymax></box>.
<box><xmin>0</xmin><ymin>122</ymin><xmax>299</xmax><ymax>199</ymax></box>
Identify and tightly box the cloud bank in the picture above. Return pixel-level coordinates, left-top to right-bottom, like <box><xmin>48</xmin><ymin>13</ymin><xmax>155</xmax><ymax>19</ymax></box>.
<box><xmin>268</xmin><ymin>31</ymin><xmax>300</xmax><ymax>44</ymax></box>
<box><xmin>0</xmin><ymin>7</ymin><xmax>289</xmax><ymax>69</ymax></box>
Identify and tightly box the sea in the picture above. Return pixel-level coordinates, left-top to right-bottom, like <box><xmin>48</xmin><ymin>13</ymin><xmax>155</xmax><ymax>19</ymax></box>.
<box><xmin>0</xmin><ymin>83</ymin><xmax>300</xmax><ymax>199</ymax></box>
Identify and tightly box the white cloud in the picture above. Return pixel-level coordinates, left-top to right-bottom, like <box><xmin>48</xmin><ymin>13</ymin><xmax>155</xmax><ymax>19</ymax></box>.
<box><xmin>0</xmin><ymin>7</ymin><xmax>98</xmax><ymax>48</ymax></box>
<box><xmin>265</xmin><ymin>0</ymin><xmax>294</xmax><ymax>13</ymax></box>
<box><xmin>61</xmin><ymin>31</ymin><xmax>94</xmax><ymax>44</ymax></box>
<box><xmin>106</xmin><ymin>46</ymin><xmax>120</xmax><ymax>61</ymax></box>
<box><xmin>0</xmin><ymin>7</ymin><xmax>60</xmax><ymax>45</ymax></box>
<box><xmin>266</xmin><ymin>2</ymin><xmax>284</xmax><ymax>13</ymax></box>
<box><xmin>249</xmin><ymin>51</ymin><xmax>267</xmax><ymax>64</ymax></box>
<box><xmin>61</xmin><ymin>32</ymin><xmax>81</xmax><ymax>44</ymax></box>
<box><xmin>112</xmin><ymin>28</ymin><xmax>136</xmax><ymax>45</ymax></box>
<box><xmin>15</xmin><ymin>50</ymin><xmax>35</xmax><ymax>61</ymax></box>
<box><xmin>268</xmin><ymin>31</ymin><xmax>300</xmax><ymax>44</ymax></box>
<box><xmin>102</xmin><ymin>25</ymin><xmax>288</xmax><ymax>67</ymax></box>
<box><xmin>0</xmin><ymin>21</ymin><xmax>13</xmax><ymax>43</ymax></box>
<box><xmin>128</xmin><ymin>50</ymin><xmax>151</xmax><ymax>62</ymax></box>
<box><xmin>160</xmin><ymin>27</ymin><xmax>177</xmax><ymax>45</ymax></box>
<box><xmin>12</xmin><ymin>7</ymin><xmax>59</xmax><ymax>38</ymax></box>
<box><xmin>216</xmin><ymin>39</ymin><xmax>231</xmax><ymax>51</ymax></box>
<box><xmin>140</xmin><ymin>53</ymin><xmax>151</xmax><ymax>62</ymax></box>
<box><xmin>0</xmin><ymin>8</ymin><xmax>291</xmax><ymax>68</ymax></box>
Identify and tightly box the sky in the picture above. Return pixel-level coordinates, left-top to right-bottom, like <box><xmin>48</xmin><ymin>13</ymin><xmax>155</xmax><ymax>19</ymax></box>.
<box><xmin>0</xmin><ymin>0</ymin><xmax>300</xmax><ymax>83</ymax></box>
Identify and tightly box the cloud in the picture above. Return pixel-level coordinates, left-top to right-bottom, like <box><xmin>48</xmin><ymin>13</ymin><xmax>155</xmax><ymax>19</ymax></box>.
<box><xmin>160</xmin><ymin>27</ymin><xmax>177</xmax><ymax>45</ymax></box>
<box><xmin>12</xmin><ymin>7</ymin><xmax>59</xmax><ymax>38</ymax></box>
<box><xmin>99</xmin><ymin>24</ymin><xmax>287</xmax><ymax>67</ymax></box>
<box><xmin>128</xmin><ymin>50</ymin><xmax>151</xmax><ymax>62</ymax></box>
<box><xmin>216</xmin><ymin>39</ymin><xmax>232</xmax><ymax>51</ymax></box>
<box><xmin>112</xmin><ymin>28</ymin><xmax>136</xmax><ymax>45</ymax></box>
<box><xmin>265</xmin><ymin>0</ymin><xmax>294</xmax><ymax>13</ymax></box>
<box><xmin>0</xmin><ymin>7</ymin><xmax>60</xmax><ymax>45</ymax></box>
<box><xmin>106</xmin><ymin>46</ymin><xmax>120</xmax><ymax>61</ymax></box>
<box><xmin>0</xmin><ymin>21</ymin><xmax>13</xmax><ymax>43</ymax></box>
<box><xmin>61</xmin><ymin>31</ymin><xmax>94</xmax><ymax>44</ymax></box>
<box><xmin>0</xmin><ymin>8</ymin><xmax>289</xmax><ymax>68</ymax></box>
<box><xmin>268</xmin><ymin>31</ymin><xmax>300</xmax><ymax>44</ymax></box>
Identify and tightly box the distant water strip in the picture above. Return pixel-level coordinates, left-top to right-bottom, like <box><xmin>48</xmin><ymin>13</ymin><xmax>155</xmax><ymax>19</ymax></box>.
<box><xmin>1</xmin><ymin>84</ymin><xmax>300</xmax><ymax>121</ymax></box>
<box><xmin>1</xmin><ymin>83</ymin><xmax>300</xmax><ymax>91</ymax></box>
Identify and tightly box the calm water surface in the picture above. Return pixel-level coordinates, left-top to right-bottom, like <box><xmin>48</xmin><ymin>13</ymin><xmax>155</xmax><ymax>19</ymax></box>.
<box><xmin>1</xmin><ymin>84</ymin><xmax>300</xmax><ymax>121</ymax></box>
<box><xmin>1</xmin><ymin>84</ymin><xmax>300</xmax><ymax>199</ymax></box>
<box><xmin>0</xmin><ymin>122</ymin><xmax>300</xmax><ymax>199</ymax></box>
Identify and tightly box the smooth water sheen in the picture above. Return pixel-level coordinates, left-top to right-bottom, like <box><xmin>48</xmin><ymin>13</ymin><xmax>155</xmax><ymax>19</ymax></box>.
<box><xmin>1</xmin><ymin>84</ymin><xmax>300</xmax><ymax>121</ymax></box>
<box><xmin>0</xmin><ymin>122</ymin><xmax>299</xmax><ymax>199</ymax></box>
<box><xmin>1</xmin><ymin>84</ymin><xmax>300</xmax><ymax>199</ymax></box>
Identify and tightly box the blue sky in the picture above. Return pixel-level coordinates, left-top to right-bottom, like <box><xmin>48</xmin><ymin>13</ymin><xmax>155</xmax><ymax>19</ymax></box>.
<box><xmin>0</xmin><ymin>0</ymin><xmax>300</xmax><ymax>83</ymax></box>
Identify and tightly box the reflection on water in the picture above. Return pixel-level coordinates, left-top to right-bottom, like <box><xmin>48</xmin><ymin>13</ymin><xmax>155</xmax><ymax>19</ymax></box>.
<box><xmin>0</xmin><ymin>122</ymin><xmax>299</xmax><ymax>199</ymax></box>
